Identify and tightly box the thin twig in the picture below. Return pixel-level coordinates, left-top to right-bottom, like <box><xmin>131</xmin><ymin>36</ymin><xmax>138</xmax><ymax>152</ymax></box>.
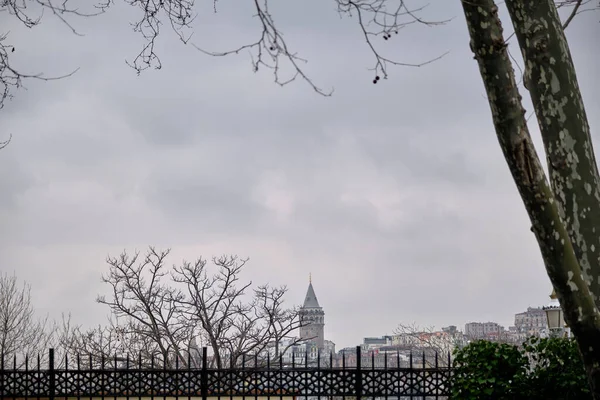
<box><xmin>1</xmin><ymin>0</ymin><xmax>107</xmax><ymax>108</ymax></box>
<box><xmin>562</xmin><ymin>0</ymin><xmax>583</xmax><ymax>29</ymax></box>
<box><xmin>0</xmin><ymin>133</ymin><xmax>11</xmax><ymax>150</ymax></box>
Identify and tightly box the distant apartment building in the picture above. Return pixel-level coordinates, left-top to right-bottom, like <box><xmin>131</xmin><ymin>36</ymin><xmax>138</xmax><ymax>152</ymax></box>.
<box><xmin>362</xmin><ymin>335</ymin><xmax>393</xmax><ymax>350</ymax></box>
<box><xmin>464</xmin><ymin>322</ymin><xmax>504</xmax><ymax>339</ymax></box>
<box><xmin>336</xmin><ymin>328</ymin><xmax>463</xmax><ymax>369</ymax></box>
<box><xmin>514</xmin><ymin>307</ymin><xmax>547</xmax><ymax>336</ymax></box>
<box><xmin>442</xmin><ymin>325</ymin><xmax>458</xmax><ymax>335</ymax></box>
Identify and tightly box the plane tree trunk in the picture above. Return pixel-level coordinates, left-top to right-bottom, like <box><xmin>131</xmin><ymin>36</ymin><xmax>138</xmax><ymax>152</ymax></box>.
<box><xmin>506</xmin><ymin>0</ymin><xmax>600</xmax><ymax>306</ymax></box>
<box><xmin>460</xmin><ymin>0</ymin><xmax>600</xmax><ymax>397</ymax></box>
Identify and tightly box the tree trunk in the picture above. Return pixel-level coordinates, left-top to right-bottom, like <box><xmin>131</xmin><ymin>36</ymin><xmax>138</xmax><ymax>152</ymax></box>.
<box><xmin>459</xmin><ymin>0</ymin><xmax>600</xmax><ymax>397</ymax></box>
<box><xmin>505</xmin><ymin>0</ymin><xmax>600</xmax><ymax>307</ymax></box>
<box><xmin>503</xmin><ymin>0</ymin><xmax>600</xmax><ymax>393</ymax></box>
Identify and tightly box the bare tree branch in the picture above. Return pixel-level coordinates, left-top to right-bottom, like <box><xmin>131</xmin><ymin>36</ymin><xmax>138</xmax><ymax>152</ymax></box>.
<box><xmin>171</xmin><ymin>254</ymin><xmax>302</xmax><ymax>368</ymax></box>
<box><xmin>121</xmin><ymin>0</ymin><xmax>196</xmax><ymax>73</ymax></box>
<box><xmin>96</xmin><ymin>247</ymin><xmax>193</xmax><ymax>367</ymax></box>
<box><xmin>557</xmin><ymin>0</ymin><xmax>599</xmax><ymax>29</ymax></box>
<box><xmin>2</xmin><ymin>0</ymin><xmax>597</xmax><ymax>107</ymax></box>
<box><xmin>172</xmin><ymin>255</ymin><xmax>252</xmax><ymax>368</ymax></box>
<box><xmin>337</xmin><ymin>0</ymin><xmax>451</xmax><ymax>82</ymax></box>
<box><xmin>191</xmin><ymin>0</ymin><xmax>334</xmax><ymax>96</ymax></box>
<box><xmin>57</xmin><ymin>316</ymin><xmax>173</xmax><ymax>368</ymax></box>
<box><xmin>2</xmin><ymin>0</ymin><xmax>451</xmax><ymax>105</ymax></box>
<box><xmin>0</xmin><ymin>133</ymin><xmax>11</xmax><ymax>149</ymax></box>
<box><xmin>0</xmin><ymin>0</ymin><xmax>109</xmax><ymax>109</ymax></box>
<box><xmin>192</xmin><ymin>0</ymin><xmax>450</xmax><ymax>94</ymax></box>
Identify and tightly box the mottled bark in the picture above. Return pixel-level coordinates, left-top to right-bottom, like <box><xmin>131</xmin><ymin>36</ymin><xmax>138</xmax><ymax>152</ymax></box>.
<box><xmin>460</xmin><ymin>0</ymin><xmax>600</xmax><ymax>397</ymax></box>
<box><xmin>505</xmin><ymin>0</ymin><xmax>600</xmax><ymax>307</ymax></box>
<box><xmin>504</xmin><ymin>0</ymin><xmax>600</xmax><ymax>393</ymax></box>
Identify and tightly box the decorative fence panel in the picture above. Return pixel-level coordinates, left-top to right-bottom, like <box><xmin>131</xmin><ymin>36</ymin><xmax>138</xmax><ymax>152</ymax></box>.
<box><xmin>0</xmin><ymin>348</ymin><xmax>451</xmax><ymax>400</ymax></box>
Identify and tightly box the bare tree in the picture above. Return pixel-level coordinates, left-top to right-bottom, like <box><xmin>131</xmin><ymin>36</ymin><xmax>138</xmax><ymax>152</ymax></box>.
<box><xmin>172</xmin><ymin>254</ymin><xmax>303</xmax><ymax>368</ymax></box>
<box><xmin>57</xmin><ymin>322</ymin><xmax>120</xmax><ymax>366</ymax></box>
<box><xmin>57</xmin><ymin>316</ymin><xmax>172</xmax><ymax>368</ymax></box>
<box><xmin>94</xmin><ymin>248</ymin><xmax>302</xmax><ymax>369</ymax></box>
<box><xmin>0</xmin><ymin>273</ymin><xmax>53</xmax><ymax>367</ymax></box>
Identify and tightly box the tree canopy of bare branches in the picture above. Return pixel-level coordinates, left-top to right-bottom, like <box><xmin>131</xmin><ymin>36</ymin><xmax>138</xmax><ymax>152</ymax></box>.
<box><xmin>174</xmin><ymin>255</ymin><xmax>304</xmax><ymax>367</ymax></box>
<box><xmin>2</xmin><ymin>0</ymin><xmax>450</xmax><ymax>109</ymax></box>
<box><xmin>2</xmin><ymin>0</ymin><xmax>595</xmax><ymax>110</ymax></box>
<box><xmin>95</xmin><ymin>248</ymin><xmax>194</xmax><ymax>366</ymax></box>
<box><xmin>57</xmin><ymin>317</ymin><xmax>163</xmax><ymax>368</ymax></box>
<box><xmin>2</xmin><ymin>0</ymin><xmax>595</xmax><ymax>113</ymax></box>
<box><xmin>393</xmin><ymin>323</ymin><xmax>464</xmax><ymax>367</ymax></box>
<box><xmin>87</xmin><ymin>247</ymin><xmax>302</xmax><ymax>369</ymax></box>
<box><xmin>0</xmin><ymin>273</ymin><xmax>53</xmax><ymax>367</ymax></box>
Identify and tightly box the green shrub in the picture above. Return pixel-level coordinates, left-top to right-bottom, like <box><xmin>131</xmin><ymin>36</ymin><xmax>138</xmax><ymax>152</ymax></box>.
<box><xmin>451</xmin><ymin>340</ymin><xmax>528</xmax><ymax>399</ymax></box>
<box><xmin>523</xmin><ymin>337</ymin><xmax>591</xmax><ymax>400</ymax></box>
<box><xmin>450</xmin><ymin>337</ymin><xmax>591</xmax><ymax>400</ymax></box>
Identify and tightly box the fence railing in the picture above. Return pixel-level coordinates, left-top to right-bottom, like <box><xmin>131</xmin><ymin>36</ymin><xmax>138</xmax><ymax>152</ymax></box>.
<box><xmin>0</xmin><ymin>347</ymin><xmax>451</xmax><ymax>400</ymax></box>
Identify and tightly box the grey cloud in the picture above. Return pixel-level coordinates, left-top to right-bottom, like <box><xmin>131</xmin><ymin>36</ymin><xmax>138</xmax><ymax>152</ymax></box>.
<box><xmin>142</xmin><ymin>169</ymin><xmax>267</xmax><ymax>233</ymax></box>
<box><xmin>354</xmin><ymin>131</ymin><xmax>487</xmax><ymax>187</ymax></box>
<box><xmin>0</xmin><ymin>151</ymin><xmax>35</xmax><ymax>209</ymax></box>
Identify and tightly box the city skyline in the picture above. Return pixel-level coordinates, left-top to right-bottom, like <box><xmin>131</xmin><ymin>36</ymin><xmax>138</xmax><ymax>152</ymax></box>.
<box><xmin>302</xmin><ymin>277</ymin><xmax>553</xmax><ymax>348</ymax></box>
<box><xmin>4</xmin><ymin>268</ymin><xmax>554</xmax><ymax>350</ymax></box>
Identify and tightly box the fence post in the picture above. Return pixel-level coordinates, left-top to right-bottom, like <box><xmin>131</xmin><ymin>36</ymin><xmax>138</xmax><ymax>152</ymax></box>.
<box><xmin>355</xmin><ymin>346</ymin><xmax>362</xmax><ymax>400</ymax></box>
<box><xmin>1</xmin><ymin>352</ymin><xmax>4</xmax><ymax>400</ymax></box>
<box><xmin>201</xmin><ymin>347</ymin><xmax>208</xmax><ymax>400</ymax></box>
<box><xmin>49</xmin><ymin>349</ymin><xmax>55</xmax><ymax>400</ymax></box>
<box><xmin>409</xmin><ymin>352</ymin><xmax>414</xmax><ymax>399</ymax></box>
<box><xmin>447</xmin><ymin>351</ymin><xmax>452</xmax><ymax>397</ymax></box>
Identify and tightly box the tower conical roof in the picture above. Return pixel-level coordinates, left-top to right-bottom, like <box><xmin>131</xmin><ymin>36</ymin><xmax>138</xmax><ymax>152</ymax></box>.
<box><xmin>303</xmin><ymin>282</ymin><xmax>321</xmax><ymax>308</ymax></box>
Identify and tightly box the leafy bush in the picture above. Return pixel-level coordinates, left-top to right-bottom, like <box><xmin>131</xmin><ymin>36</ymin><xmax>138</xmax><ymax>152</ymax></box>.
<box><xmin>451</xmin><ymin>337</ymin><xmax>591</xmax><ymax>400</ymax></box>
<box><xmin>523</xmin><ymin>337</ymin><xmax>591</xmax><ymax>399</ymax></box>
<box><xmin>451</xmin><ymin>340</ymin><xmax>528</xmax><ymax>399</ymax></box>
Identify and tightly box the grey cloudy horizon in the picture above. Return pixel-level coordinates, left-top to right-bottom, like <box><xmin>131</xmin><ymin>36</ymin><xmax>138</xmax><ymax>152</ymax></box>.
<box><xmin>1</xmin><ymin>1</ymin><xmax>598</xmax><ymax>350</ymax></box>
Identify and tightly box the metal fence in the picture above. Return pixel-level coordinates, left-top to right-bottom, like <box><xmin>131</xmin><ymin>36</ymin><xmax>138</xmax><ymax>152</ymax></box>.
<box><xmin>0</xmin><ymin>347</ymin><xmax>451</xmax><ymax>400</ymax></box>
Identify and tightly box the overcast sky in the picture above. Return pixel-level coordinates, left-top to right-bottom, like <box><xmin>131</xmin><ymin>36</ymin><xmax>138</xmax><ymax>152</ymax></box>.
<box><xmin>0</xmin><ymin>1</ymin><xmax>598</xmax><ymax>350</ymax></box>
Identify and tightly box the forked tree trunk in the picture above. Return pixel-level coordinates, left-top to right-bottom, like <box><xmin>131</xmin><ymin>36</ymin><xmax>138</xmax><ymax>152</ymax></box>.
<box><xmin>504</xmin><ymin>0</ymin><xmax>600</xmax><ymax>393</ymax></box>
<box><xmin>505</xmin><ymin>0</ymin><xmax>600</xmax><ymax>307</ymax></box>
<box><xmin>460</xmin><ymin>0</ymin><xmax>600</xmax><ymax>397</ymax></box>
